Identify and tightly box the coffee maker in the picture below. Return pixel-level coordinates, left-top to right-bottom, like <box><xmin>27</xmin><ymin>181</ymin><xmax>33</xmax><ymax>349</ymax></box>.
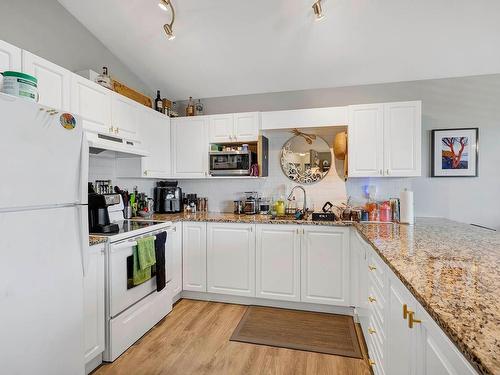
<box><xmin>88</xmin><ymin>193</ymin><xmax>120</xmax><ymax>233</ymax></box>
<box><xmin>154</xmin><ymin>181</ymin><xmax>182</xmax><ymax>213</ymax></box>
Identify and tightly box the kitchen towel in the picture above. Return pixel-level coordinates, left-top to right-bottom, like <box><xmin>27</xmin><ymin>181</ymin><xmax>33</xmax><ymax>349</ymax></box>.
<box><xmin>154</xmin><ymin>231</ymin><xmax>168</xmax><ymax>292</ymax></box>
<box><xmin>137</xmin><ymin>236</ymin><xmax>156</xmax><ymax>270</ymax></box>
<box><xmin>133</xmin><ymin>246</ymin><xmax>151</xmax><ymax>285</ymax></box>
<box><xmin>133</xmin><ymin>236</ymin><xmax>156</xmax><ymax>286</ymax></box>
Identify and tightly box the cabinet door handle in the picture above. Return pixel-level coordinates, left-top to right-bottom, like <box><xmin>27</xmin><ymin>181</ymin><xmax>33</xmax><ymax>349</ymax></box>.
<box><xmin>109</xmin><ymin>126</ymin><xmax>114</xmax><ymax>133</ymax></box>
<box><xmin>369</xmin><ymin>359</ymin><xmax>376</xmax><ymax>366</ymax></box>
<box><xmin>368</xmin><ymin>296</ymin><xmax>376</xmax><ymax>303</ymax></box>
<box><xmin>368</xmin><ymin>327</ymin><xmax>376</xmax><ymax>335</ymax></box>
<box><xmin>379</xmin><ymin>169</ymin><xmax>383</xmax><ymax>175</ymax></box>
<box><xmin>368</xmin><ymin>265</ymin><xmax>377</xmax><ymax>271</ymax></box>
<box><xmin>144</xmin><ymin>170</ymin><xmax>148</xmax><ymax>176</ymax></box>
<box><xmin>386</xmin><ymin>169</ymin><xmax>390</xmax><ymax>175</ymax></box>
<box><xmin>408</xmin><ymin>311</ymin><xmax>422</xmax><ymax>329</ymax></box>
<box><xmin>403</xmin><ymin>304</ymin><xmax>409</xmax><ymax>319</ymax></box>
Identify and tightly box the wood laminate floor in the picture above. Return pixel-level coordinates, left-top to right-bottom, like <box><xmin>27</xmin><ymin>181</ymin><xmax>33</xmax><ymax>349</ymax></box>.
<box><xmin>94</xmin><ymin>299</ymin><xmax>372</xmax><ymax>375</ymax></box>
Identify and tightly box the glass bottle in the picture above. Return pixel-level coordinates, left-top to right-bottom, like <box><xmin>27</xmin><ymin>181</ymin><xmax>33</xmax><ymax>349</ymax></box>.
<box><xmin>186</xmin><ymin>96</ymin><xmax>195</xmax><ymax>116</ymax></box>
<box><xmin>154</xmin><ymin>90</ymin><xmax>164</xmax><ymax>113</ymax></box>
<box><xmin>195</xmin><ymin>99</ymin><xmax>204</xmax><ymax>115</ymax></box>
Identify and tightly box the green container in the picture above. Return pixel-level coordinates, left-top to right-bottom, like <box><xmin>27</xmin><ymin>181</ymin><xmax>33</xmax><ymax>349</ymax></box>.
<box><xmin>1</xmin><ymin>71</ymin><xmax>38</xmax><ymax>102</ymax></box>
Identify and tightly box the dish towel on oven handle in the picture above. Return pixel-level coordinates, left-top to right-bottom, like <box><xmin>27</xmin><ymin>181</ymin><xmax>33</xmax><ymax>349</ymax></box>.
<box><xmin>133</xmin><ymin>236</ymin><xmax>156</xmax><ymax>286</ymax></box>
<box><xmin>154</xmin><ymin>231</ymin><xmax>168</xmax><ymax>292</ymax></box>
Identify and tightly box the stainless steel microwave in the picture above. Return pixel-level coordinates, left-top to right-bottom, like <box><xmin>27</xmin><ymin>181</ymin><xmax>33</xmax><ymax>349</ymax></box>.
<box><xmin>209</xmin><ymin>150</ymin><xmax>256</xmax><ymax>176</ymax></box>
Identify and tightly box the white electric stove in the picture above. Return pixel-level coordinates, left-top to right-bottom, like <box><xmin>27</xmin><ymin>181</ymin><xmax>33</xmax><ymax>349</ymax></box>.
<box><xmin>94</xmin><ymin>195</ymin><xmax>175</xmax><ymax>362</ymax></box>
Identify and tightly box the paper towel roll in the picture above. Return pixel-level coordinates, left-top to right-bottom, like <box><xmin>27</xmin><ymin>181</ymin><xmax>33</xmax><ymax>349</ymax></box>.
<box><xmin>400</xmin><ymin>189</ymin><xmax>414</xmax><ymax>225</ymax></box>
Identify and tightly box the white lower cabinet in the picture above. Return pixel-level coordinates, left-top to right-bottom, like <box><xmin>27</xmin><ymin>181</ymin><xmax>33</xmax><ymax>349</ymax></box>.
<box><xmin>386</xmin><ymin>276</ymin><xmax>416</xmax><ymax>375</ymax></box>
<box><xmin>358</xmin><ymin>236</ymin><xmax>478</xmax><ymax>375</ymax></box>
<box><xmin>182</xmin><ymin>222</ymin><xmax>207</xmax><ymax>292</ymax></box>
<box><xmin>255</xmin><ymin>224</ymin><xmax>301</xmax><ymax>302</ymax></box>
<box><xmin>207</xmin><ymin>223</ymin><xmax>256</xmax><ymax>297</ymax></box>
<box><xmin>167</xmin><ymin>222</ymin><xmax>182</xmax><ymax>298</ymax></box>
<box><xmin>301</xmin><ymin>226</ymin><xmax>350</xmax><ymax>306</ymax></box>
<box><xmin>83</xmin><ymin>243</ymin><xmax>105</xmax><ymax>364</ymax></box>
<box><xmin>416</xmin><ymin>304</ymin><xmax>478</xmax><ymax>375</ymax></box>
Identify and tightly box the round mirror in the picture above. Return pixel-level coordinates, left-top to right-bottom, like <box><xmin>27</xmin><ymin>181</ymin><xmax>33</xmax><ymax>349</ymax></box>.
<box><xmin>280</xmin><ymin>134</ymin><xmax>332</xmax><ymax>184</ymax></box>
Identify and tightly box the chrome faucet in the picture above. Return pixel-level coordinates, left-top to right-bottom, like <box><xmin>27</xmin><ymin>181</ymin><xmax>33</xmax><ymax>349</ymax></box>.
<box><xmin>287</xmin><ymin>186</ymin><xmax>307</xmax><ymax>213</ymax></box>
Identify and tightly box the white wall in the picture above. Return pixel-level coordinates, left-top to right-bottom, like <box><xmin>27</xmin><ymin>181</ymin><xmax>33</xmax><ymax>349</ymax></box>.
<box><xmin>89</xmin><ymin>155</ymin><xmax>157</xmax><ymax>197</ymax></box>
<box><xmin>178</xmin><ymin>74</ymin><xmax>500</xmax><ymax>229</ymax></box>
<box><xmin>0</xmin><ymin>0</ymin><xmax>153</xmax><ymax>96</ymax></box>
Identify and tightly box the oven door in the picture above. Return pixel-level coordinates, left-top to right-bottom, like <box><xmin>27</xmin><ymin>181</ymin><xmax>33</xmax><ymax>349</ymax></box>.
<box><xmin>108</xmin><ymin>231</ymin><xmax>170</xmax><ymax>318</ymax></box>
<box><xmin>209</xmin><ymin>151</ymin><xmax>251</xmax><ymax>176</ymax></box>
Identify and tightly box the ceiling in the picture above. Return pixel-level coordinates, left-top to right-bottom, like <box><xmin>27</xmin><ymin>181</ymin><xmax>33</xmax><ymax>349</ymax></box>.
<box><xmin>58</xmin><ymin>0</ymin><xmax>500</xmax><ymax>100</ymax></box>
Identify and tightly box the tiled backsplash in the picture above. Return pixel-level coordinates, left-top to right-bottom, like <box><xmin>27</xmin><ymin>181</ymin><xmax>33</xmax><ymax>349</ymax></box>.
<box><xmin>89</xmin><ymin>130</ymin><xmax>411</xmax><ymax>213</ymax></box>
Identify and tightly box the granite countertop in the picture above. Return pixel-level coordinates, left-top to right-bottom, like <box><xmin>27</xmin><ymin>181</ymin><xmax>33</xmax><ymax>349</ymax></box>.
<box><xmin>89</xmin><ymin>235</ymin><xmax>107</xmax><ymax>246</ymax></box>
<box><xmin>87</xmin><ymin>212</ymin><xmax>499</xmax><ymax>373</ymax></box>
<box><xmin>151</xmin><ymin>212</ymin><xmax>352</xmax><ymax>226</ymax></box>
<box><xmin>355</xmin><ymin>218</ymin><xmax>500</xmax><ymax>375</ymax></box>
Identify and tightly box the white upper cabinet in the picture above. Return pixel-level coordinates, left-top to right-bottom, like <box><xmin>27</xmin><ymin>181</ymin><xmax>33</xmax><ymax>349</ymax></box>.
<box><xmin>348</xmin><ymin>101</ymin><xmax>422</xmax><ymax>178</ymax></box>
<box><xmin>383</xmin><ymin>101</ymin><xmax>421</xmax><ymax>177</ymax></box>
<box><xmin>301</xmin><ymin>226</ymin><xmax>350</xmax><ymax>306</ymax></box>
<box><xmin>348</xmin><ymin>104</ymin><xmax>385</xmax><ymax>177</ymax></box>
<box><xmin>71</xmin><ymin>73</ymin><xmax>112</xmax><ymax>135</ymax></box>
<box><xmin>207</xmin><ymin>223</ymin><xmax>256</xmax><ymax>297</ymax></box>
<box><xmin>255</xmin><ymin>224</ymin><xmax>301</xmax><ymax>302</ymax></box>
<box><xmin>111</xmin><ymin>93</ymin><xmax>141</xmax><ymax>141</ymax></box>
<box><xmin>22</xmin><ymin>51</ymin><xmax>71</xmax><ymax>111</ymax></box>
<box><xmin>208</xmin><ymin>112</ymin><xmax>260</xmax><ymax>143</ymax></box>
<box><xmin>233</xmin><ymin>112</ymin><xmax>260</xmax><ymax>142</ymax></box>
<box><xmin>140</xmin><ymin>109</ymin><xmax>171</xmax><ymax>178</ymax></box>
<box><xmin>171</xmin><ymin>116</ymin><xmax>209</xmax><ymax>177</ymax></box>
<box><xmin>0</xmin><ymin>40</ymin><xmax>22</xmax><ymax>73</ymax></box>
<box><xmin>209</xmin><ymin>114</ymin><xmax>234</xmax><ymax>143</ymax></box>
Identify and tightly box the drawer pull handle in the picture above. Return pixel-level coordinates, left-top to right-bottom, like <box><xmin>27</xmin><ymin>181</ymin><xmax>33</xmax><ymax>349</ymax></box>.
<box><xmin>408</xmin><ymin>311</ymin><xmax>422</xmax><ymax>329</ymax></box>
<box><xmin>368</xmin><ymin>328</ymin><xmax>376</xmax><ymax>335</ymax></box>
<box><xmin>368</xmin><ymin>296</ymin><xmax>376</xmax><ymax>303</ymax></box>
<box><xmin>368</xmin><ymin>265</ymin><xmax>377</xmax><ymax>271</ymax></box>
<box><xmin>369</xmin><ymin>359</ymin><xmax>376</xmax><ymax>366</ymax></box>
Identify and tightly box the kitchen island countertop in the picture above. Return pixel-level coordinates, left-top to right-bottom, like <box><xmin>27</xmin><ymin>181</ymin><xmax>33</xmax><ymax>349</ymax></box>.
<box><xmin>88</xmin><ymin>213</ymin><xmax>499</xmax><ymax>374</ymax></box>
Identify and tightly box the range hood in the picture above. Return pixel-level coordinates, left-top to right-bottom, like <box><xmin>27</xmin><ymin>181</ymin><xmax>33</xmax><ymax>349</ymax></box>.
<box><xmin>86</xmin><ymin>132</ymin><xmax>150</xmax><ymax>158</ymax></box>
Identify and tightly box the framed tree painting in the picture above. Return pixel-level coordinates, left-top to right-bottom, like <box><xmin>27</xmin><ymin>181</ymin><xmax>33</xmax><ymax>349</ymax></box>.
<box><xmin>431</xmin><ymin>128</ymin><xmax>479</xmax><ymax>177</ymax></box>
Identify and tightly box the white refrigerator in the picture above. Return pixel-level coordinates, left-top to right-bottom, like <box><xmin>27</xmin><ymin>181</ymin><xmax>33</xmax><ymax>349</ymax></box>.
<box><xmin>0</xmin><ymin>92</ymin><xmax>88</xmax><ymax>375</ymax></box>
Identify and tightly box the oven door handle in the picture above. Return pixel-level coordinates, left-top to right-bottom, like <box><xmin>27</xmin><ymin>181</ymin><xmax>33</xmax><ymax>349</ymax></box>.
<box><xmin>110</xmin><ymin>227</ymin><xmax>175</xmax><ymax>253</ymax></box>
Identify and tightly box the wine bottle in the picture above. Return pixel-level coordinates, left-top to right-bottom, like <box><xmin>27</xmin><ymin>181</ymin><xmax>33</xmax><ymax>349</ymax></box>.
<box><xmin>155</xmin><ymin>90</ymin><xmax>164</xmax><ymax>113</ymax></box>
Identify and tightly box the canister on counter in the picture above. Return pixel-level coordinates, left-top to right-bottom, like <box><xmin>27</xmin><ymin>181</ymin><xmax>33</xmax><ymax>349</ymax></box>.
<box><xmin>360</xmin><ymin>210</ymin><xmax>369</xmax><ymax>222</ymax></box>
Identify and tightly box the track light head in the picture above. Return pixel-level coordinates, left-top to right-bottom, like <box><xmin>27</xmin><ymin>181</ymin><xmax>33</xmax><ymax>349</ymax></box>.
<box><xmin>312</xmin><ymin>0</ymin><xmax>325</xmax><ymax>21</ymax></box>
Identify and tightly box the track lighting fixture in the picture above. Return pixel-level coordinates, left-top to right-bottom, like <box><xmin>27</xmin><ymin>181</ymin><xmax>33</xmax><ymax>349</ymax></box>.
<box><xmin>158</xmin><ymin>0</ymin><xmax>176</xmax><ymax>40</ymax></box>
<box><xmin>312</xmin><ymin>0</ymin><xmax>325</xmax><ymax>21</ymax></box>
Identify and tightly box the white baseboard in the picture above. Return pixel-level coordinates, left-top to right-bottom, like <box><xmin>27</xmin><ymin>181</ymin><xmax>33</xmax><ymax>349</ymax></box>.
<box><xmin>180</xmin><ymin>291</ymin><xmax>355</xmax><ymax>315</ymax></box>
<box><xmin>85</xmin><ymin>353</ymin><xmax>102</xmax><ymax>375</ymax></box>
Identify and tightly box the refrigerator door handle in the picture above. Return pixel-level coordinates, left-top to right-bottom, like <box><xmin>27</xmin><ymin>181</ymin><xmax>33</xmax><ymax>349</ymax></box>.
<box><xmin>79</xmin><ymin>132</ymin><xmax>89</xmax><ymax>204</ymax></box>
<box><xmin>77</xmin><ymin>205</ymin><xmax>89</xmax><ymax>276</ymax></box>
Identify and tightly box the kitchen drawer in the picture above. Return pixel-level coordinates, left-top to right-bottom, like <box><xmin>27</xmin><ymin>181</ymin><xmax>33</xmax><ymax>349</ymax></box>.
<box><xmin>367</xmin><ymin>251</ymin><xmax>386</xmax><ymax>291</ymax></box>
<box><xmin>367</xmin><ymin>337</ymin><xmax>386</xmax><ymax>375</ymax></box>
<box><xmin>368</xmin><ymin>284</ymin><xmax>385</xmax><ymax>326</ymax></box>
<box><xmin>368</xmin><ymin>309</ymin><xmax>385</xmax><ymax>347</ymax></box>
<box><xmin>107</xmin><ymin>291</ymin><xmax>172</xmax><ymax>361</ymax></box>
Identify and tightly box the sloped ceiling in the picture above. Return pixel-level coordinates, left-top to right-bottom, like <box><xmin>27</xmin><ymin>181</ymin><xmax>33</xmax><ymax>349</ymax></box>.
<box><xmin>58</xmin><ymin>0</ymin><xmax>500</xmax><ymax>100</ymax></box>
